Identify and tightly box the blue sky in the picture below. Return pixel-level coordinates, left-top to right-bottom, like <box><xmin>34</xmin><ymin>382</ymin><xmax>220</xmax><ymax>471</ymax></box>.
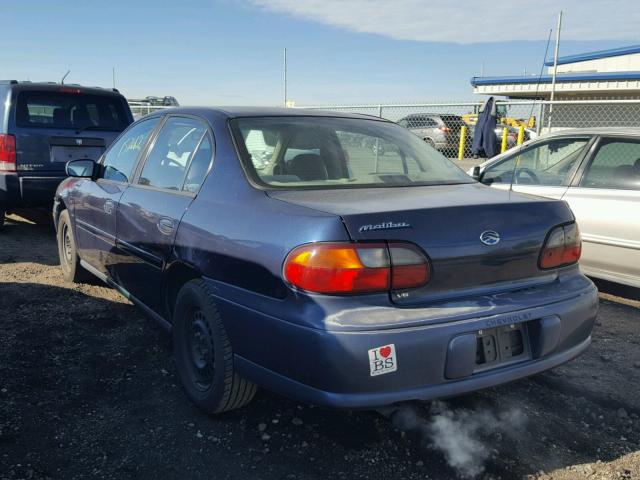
<box><xmin>3</xmin><ymin>0</ymin><xmax>639</xmax><ymax>106</ymax></box>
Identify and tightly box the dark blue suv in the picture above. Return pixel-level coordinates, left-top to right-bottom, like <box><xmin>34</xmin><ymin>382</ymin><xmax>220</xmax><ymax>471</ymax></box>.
<box><xmin>0</xmin><ymin>81</ymin><xmax>132</xmax><ymax>228</ymax></box>
<box><xmin>54</xmin><ymin>107</ymin><xmax>597</xmax><ymax>414</ymax></box>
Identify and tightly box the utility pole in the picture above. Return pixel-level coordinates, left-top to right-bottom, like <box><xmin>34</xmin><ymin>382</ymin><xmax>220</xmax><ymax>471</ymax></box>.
<box><xmin>283</xmin><ymin>48</ymin><xmax>287</xmax><ymax>107</ymax></box>
<box><xmin>548</xmin><ymin>11</ymin><xmax>563</xmax><ymax>129</ymax></box>
<box><xmin>112</xmin><ymin>67</ymin><xmax>116</xmax><ymax>89</ymax></box>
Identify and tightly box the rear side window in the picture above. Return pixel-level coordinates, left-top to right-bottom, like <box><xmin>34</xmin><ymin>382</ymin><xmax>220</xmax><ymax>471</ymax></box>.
<box><xmin>581</xmin><ymin>139</ymin><xmax>640</xmax><ymax>190</ymax></box>
<box><xmin>406</xmin><ymin>117</ymin><xmax>437</xmax><ymax>128</ymax></box>
<box><xmin>138</xmin><ymin>117</ymin><xmax>209</xmax><ymax>191</ymax></box>
<box><xmin>15</xmin><ymin>91</ymin><xmax>129</xmax><ymax>131</ymax></box>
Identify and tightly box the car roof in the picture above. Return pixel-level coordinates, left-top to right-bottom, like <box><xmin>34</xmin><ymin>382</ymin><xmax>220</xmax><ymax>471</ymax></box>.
<box><xmin>542</xmin><ymin>127</ymin><xmax>640</xmax><ymax>137</ymax></box>
<box><xmin>0</xmin><ymin>80</ymin><xmax>122</xmax><ymax>96</ymax></box>
<box><xmin>145</xmin><ymin>106</ymin><xmax>392</xmax><ymax>122</ymax></box>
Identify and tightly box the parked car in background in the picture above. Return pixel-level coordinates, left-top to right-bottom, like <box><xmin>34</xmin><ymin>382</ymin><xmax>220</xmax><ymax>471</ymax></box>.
<box><xmin>0</xmin><ymin>81</ymin><xmax>133</xmax><ymax>229</ymax></box>
<box><xmin>397</xmin><ymin>114</ymin><xmax>470</xmax><ymax>156</ymax></box>
<box><xmin>129</xmin><ymin>95</ymin><xmax>180</xmax><ymax>107</ymax></box>
<box><xmin>55</xmin><ymin>107</ymin><xmax>596</xmax><ymax>414</ymax></box>
<box><xmin>471</xmin><ymin>128</ymin><xmax>640</xmax><ymax>288</ymax></box>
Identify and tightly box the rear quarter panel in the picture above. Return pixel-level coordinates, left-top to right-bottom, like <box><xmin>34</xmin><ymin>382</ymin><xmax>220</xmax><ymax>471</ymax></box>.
<box><xmin>562</xmin><ymin>187</ymin><xmax>640</xmax><ymax>287</ymax></box>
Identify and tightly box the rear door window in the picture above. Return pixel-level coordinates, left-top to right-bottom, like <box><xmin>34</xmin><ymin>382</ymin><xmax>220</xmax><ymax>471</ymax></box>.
<box><xmin>138</xmin><ymin>117</ymin><xmax>208</xmax><ymax>191</ymax></box>
<box><xmin>16</xmin><ymin>91</ymin><xmax>129</xmax><ymax>131</ymax></box>
<box><xmin>580</xmin><ymin>139</ymin><xmax>640</xmax><ymax>190</ymax></box>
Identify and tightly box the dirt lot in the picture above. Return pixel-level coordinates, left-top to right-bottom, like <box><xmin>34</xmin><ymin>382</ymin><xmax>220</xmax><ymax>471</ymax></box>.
<box><xmin>1</xmin><ymin>215</ymin><xmax>639</xmax><ymax>480</ymax></box>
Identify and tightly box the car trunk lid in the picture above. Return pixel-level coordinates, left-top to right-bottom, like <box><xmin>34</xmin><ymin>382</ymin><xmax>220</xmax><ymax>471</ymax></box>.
<box><xmin>268</xmin><ymin>183</ymin><xmax>573</xmax><ymax>305</ymax></box>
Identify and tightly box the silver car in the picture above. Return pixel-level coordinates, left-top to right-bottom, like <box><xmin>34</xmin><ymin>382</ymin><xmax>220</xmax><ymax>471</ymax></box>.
<box><xmin>397</xmin><ymin>114</ymin><xmax>469</xmax><ymax>156</ymax></box>
<box><xmin>470</xmin><ymin>128</ymin><xmax>640</xmax><ymax>288</ymax></box>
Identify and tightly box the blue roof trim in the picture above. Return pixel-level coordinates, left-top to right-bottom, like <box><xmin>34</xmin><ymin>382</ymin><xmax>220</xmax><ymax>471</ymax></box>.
<box><xmin>543</xmin><ymin>44</ymin><xmax>640</xmax><ymax>66</ymax></box>
<box><xmin>471</xmin><ymin>71</ymin><xmax>640</xmax><ymax>87</ymax></box>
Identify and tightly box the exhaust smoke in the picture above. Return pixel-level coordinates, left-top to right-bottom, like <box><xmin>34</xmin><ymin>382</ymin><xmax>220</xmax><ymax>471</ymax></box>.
<box><xmin>386</xmin><ymin>401</ymin><xmax>527</xmax><ymax>478</ymax></box>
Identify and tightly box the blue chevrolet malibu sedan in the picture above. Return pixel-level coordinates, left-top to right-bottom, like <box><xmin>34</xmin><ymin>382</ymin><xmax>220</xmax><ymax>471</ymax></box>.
<box><xmin>53</xmin><ymin>107</ymin><xmax>598</xmax><ymax>413</ymax></box>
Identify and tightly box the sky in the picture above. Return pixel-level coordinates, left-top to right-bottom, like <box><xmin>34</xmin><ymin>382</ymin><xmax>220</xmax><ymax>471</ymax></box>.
<box><xmin>2</xmin><ymin>0</ymin><xmax>640</xmax><ymax>106</ymax></box>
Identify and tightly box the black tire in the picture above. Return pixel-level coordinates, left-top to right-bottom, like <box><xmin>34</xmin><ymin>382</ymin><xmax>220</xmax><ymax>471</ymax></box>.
<box><xmin>57</xmin><ymin>209</ymin><xmax>89</xmax><ymax>283</ymax></box>
<box><xmin>173</xmin><ymin>279</ymin><xmax>257</xmax><ymax>414</ymax></box>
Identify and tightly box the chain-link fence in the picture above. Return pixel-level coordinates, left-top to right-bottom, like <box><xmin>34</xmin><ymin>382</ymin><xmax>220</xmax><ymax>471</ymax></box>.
<box><xmin>296</xmin><ymin>100</ymin><xmax>640</xmax><ymax>162</ymax></box>
<box><xmin>128</xmin><ymin>102</ymin><xmax>171</xmax><ymax>118</ymax></box>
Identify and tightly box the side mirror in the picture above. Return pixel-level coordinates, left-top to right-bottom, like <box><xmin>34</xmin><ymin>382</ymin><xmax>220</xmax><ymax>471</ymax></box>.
<box><xmin>66</xmin><ymin>159</ymin><xmax>96</xmax><ymax>178</ymax></box>
<box><xmin>472</xmin><ymin>165</ymin><xmax>481</xmax><ymax>180</ymax></box>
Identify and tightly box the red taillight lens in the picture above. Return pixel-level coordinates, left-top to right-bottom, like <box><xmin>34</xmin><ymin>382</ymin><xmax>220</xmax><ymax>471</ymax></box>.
<box><xmin>539</xmin><ymin>223</ymin><xmax>582</xmax><ymax>269</ymax></box>
<box><xmin>0</xmin><ymin>134</ymin><xmax>16</xmax><ymax>172</ymax></box>
<box><xmin>389</xmin><ymin>242</ymin><xmax>430</xmax><ymax>289</ymax></box>
<box><xmin>283</xmin><ymin>242</ymin><xmax>430</xmax><ymax>294</ymax></box>
<box><xmin>439</xmin><ymin>127</ymin><xmax>452</xmax><ymax>133</ymax></box>
<box><xmin>284</xmin><ymin>243</ymin><xmax>389</xmax><ymax>294</ymax></box>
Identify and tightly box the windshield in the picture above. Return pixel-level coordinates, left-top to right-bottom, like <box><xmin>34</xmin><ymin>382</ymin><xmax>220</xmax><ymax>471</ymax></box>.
<box><xmin>230</xmin><ymin>116</ymin><xmax>474</xmax><ymax>189</ymax></box>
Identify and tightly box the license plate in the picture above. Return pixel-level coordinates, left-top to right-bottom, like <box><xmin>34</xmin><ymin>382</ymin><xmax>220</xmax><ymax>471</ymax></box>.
<box><xmin>50</xmin><ymin>146</ymin><xmax>103</xmax><ymax>163</ymax></box>
<box><xmin>474</xmin><ymin>323</ymin><xmax>531</xmax><ymax>372</ymax></box>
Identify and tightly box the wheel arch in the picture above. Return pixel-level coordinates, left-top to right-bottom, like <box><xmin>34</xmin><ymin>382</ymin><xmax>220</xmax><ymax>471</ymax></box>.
<box><xmin>163</xmin><ymin>261</ymin><xmax>203</xmax><ymax>323</ymax></box>
<box><xmin>53</xmin><ymin>196</ymin><xmax>67</xmax><ymax>231</ymax></box>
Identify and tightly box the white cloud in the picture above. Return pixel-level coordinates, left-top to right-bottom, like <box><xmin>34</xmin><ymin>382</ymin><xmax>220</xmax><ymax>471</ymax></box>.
<box><xmin>247</xmin><ymin>0</ymin><xmax>640</xmax><ymax>44</ymax></box>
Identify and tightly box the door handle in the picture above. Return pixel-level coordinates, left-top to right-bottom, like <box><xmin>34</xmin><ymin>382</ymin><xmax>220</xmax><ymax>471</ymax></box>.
<box><xmin>157</xmin><ymin>217</ymin><xmax>175</xmax><ymax>235</ymax></box>
<box><xmin>103</xmin><ymin>199</ymin><xmax>115</xmax><ymax>215</ymax></box>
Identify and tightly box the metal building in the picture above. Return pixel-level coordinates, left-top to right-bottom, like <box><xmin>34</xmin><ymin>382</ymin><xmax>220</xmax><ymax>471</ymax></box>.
<box><xmin>471</xmin><ymin>45</ymin><xmax>640</xmax><ymax>100</ymax></box>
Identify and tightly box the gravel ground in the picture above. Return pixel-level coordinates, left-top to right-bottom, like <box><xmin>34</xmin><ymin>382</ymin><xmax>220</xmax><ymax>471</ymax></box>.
<box><xmin>1</xmin><ymin>214</ymin><xmax>639</xmax><ymax>480</ymax></box>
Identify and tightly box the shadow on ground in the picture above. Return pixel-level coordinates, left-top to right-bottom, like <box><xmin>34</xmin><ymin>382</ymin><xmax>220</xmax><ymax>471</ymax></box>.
<box><xmin>1</xmin><ymin>280</ymin><xmax>639</xmax><ymax>480</ymax></box>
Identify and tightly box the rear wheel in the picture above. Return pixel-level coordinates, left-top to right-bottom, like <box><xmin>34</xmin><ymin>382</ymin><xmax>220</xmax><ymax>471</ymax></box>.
<box><xmin>57</xmin><ymin>210</ymin><xmax>89</xmax><ymax>283</ymax></box>
<box><xmin>173</xmin><ymin>279</ymin><xmax>257</xmax><ymax>414</ymax></box>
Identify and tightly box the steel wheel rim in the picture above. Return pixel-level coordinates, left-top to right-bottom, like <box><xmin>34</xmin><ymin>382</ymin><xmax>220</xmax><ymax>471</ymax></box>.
<box><xmin>187</xmin><ymin>309</ymin><xmax>215</xmax><ymax>392</ymax></box>
<box><xmin>62</xmin><ymin>224</ymin><xmax>73</xmax><ymax>264</ymax></box>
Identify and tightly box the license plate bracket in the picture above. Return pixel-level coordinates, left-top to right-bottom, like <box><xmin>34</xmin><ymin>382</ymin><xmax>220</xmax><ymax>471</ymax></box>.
<box><xmin>474</xmin><ymin>323</ymin><xmax>531</xmax><ymax>372</ymax></box>
<box><xmin>50</xmin><ymin>146</ymin><xmax>103</xmax><ymax>163</ymax></box>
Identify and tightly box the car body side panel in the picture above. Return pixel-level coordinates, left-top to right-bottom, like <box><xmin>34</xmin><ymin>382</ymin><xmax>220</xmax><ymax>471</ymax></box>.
<box><xmin>72</xmin><ymin>178</ymin><xmax>128</xmax><ymax>276</ymax></box>
<box><xmin>561</xmin><ymin>187</ymin><xmax>640</xmax><ymax>287</ymax></box>
<box><xmin>115</xmin><ymin>186</ymin><xmax>194</xmax><ymax>313</ymax></box>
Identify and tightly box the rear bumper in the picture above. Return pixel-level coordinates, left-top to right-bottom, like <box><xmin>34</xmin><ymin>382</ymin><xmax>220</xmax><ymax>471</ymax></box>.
<box><xmin>213</xmin><ymin>277</ymin><xmax>598</xmax><ymax>409</ymax></box>
<box><xmin>235</xmin><ymin>336</ymin><xmax>591</xmax><ymax>409</ymax></box>
<box><xmin>0</xmin><ymin>173</ymin><xmax>65</xmax><ymax>209</ymax></box>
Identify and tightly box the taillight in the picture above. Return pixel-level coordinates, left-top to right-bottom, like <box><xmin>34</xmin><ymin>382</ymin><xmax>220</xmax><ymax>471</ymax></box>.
<box><xmin>283</xmin><ymin>242</ymin><xmax>430</xmax><ymax>294</ymax></box>
<box><xmin>389</xmin><ymin>242</ymin><xmax>430</xmax><ymax>289</ymax></box>
<box><xmin>439</xmin><ymin>127</ymin><xmax>452</xmax><ymax>134</ymax></box>
<box><xmin>539</xmin><ymin>223</ymin><xmax>582</xmax><ymax>269</ymax></box>
<box><xmin>0</xmin><ymin>134</ymin><xmax>16</xmax><ymax>172</ymax></box>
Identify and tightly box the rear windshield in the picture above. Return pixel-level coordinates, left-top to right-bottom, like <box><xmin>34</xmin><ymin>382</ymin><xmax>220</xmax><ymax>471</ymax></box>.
<box><xmin>16</xmin><ymin>91</ymin><xmax>129</xmax><ymax>131</ymax></box>
<box><xmin>440</xmin><ymin>115</ymin><xmax>465</xmax><ymax>126</ymax></box>
<box><xmin>230</xmin><ymin>116</ymin><xmax>474</xmax><ymax>189</ymax></box>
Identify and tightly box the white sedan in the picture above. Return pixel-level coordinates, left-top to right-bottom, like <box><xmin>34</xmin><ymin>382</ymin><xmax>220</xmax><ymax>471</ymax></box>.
<box><xmin>470</xmin><ymin>128</ymin><xmax>640</xmax><ymax>288</ymax></box>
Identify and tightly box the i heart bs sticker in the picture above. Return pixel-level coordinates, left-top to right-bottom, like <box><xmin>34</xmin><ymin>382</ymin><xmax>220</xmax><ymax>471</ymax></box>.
<box><xmin>368</xmin><ymin>344</ymin><xmax>397</xmax><ymax>376</ymax></box>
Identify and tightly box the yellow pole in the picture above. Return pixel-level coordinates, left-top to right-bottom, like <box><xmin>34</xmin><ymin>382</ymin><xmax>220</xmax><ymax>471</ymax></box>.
<box><xmin>500</xmin><ymin>127</ymin><xmax>508</xmax><ymax>153</ymax></box>
<box><xmin>458</xmin><ymin>125</ymin><xmax>467</xmax><ymax>160</ymax></box>
<box><xmin>517</xmin><ymin>125</ymin><xmax>525</xmax><ymax>146</ymax></box>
